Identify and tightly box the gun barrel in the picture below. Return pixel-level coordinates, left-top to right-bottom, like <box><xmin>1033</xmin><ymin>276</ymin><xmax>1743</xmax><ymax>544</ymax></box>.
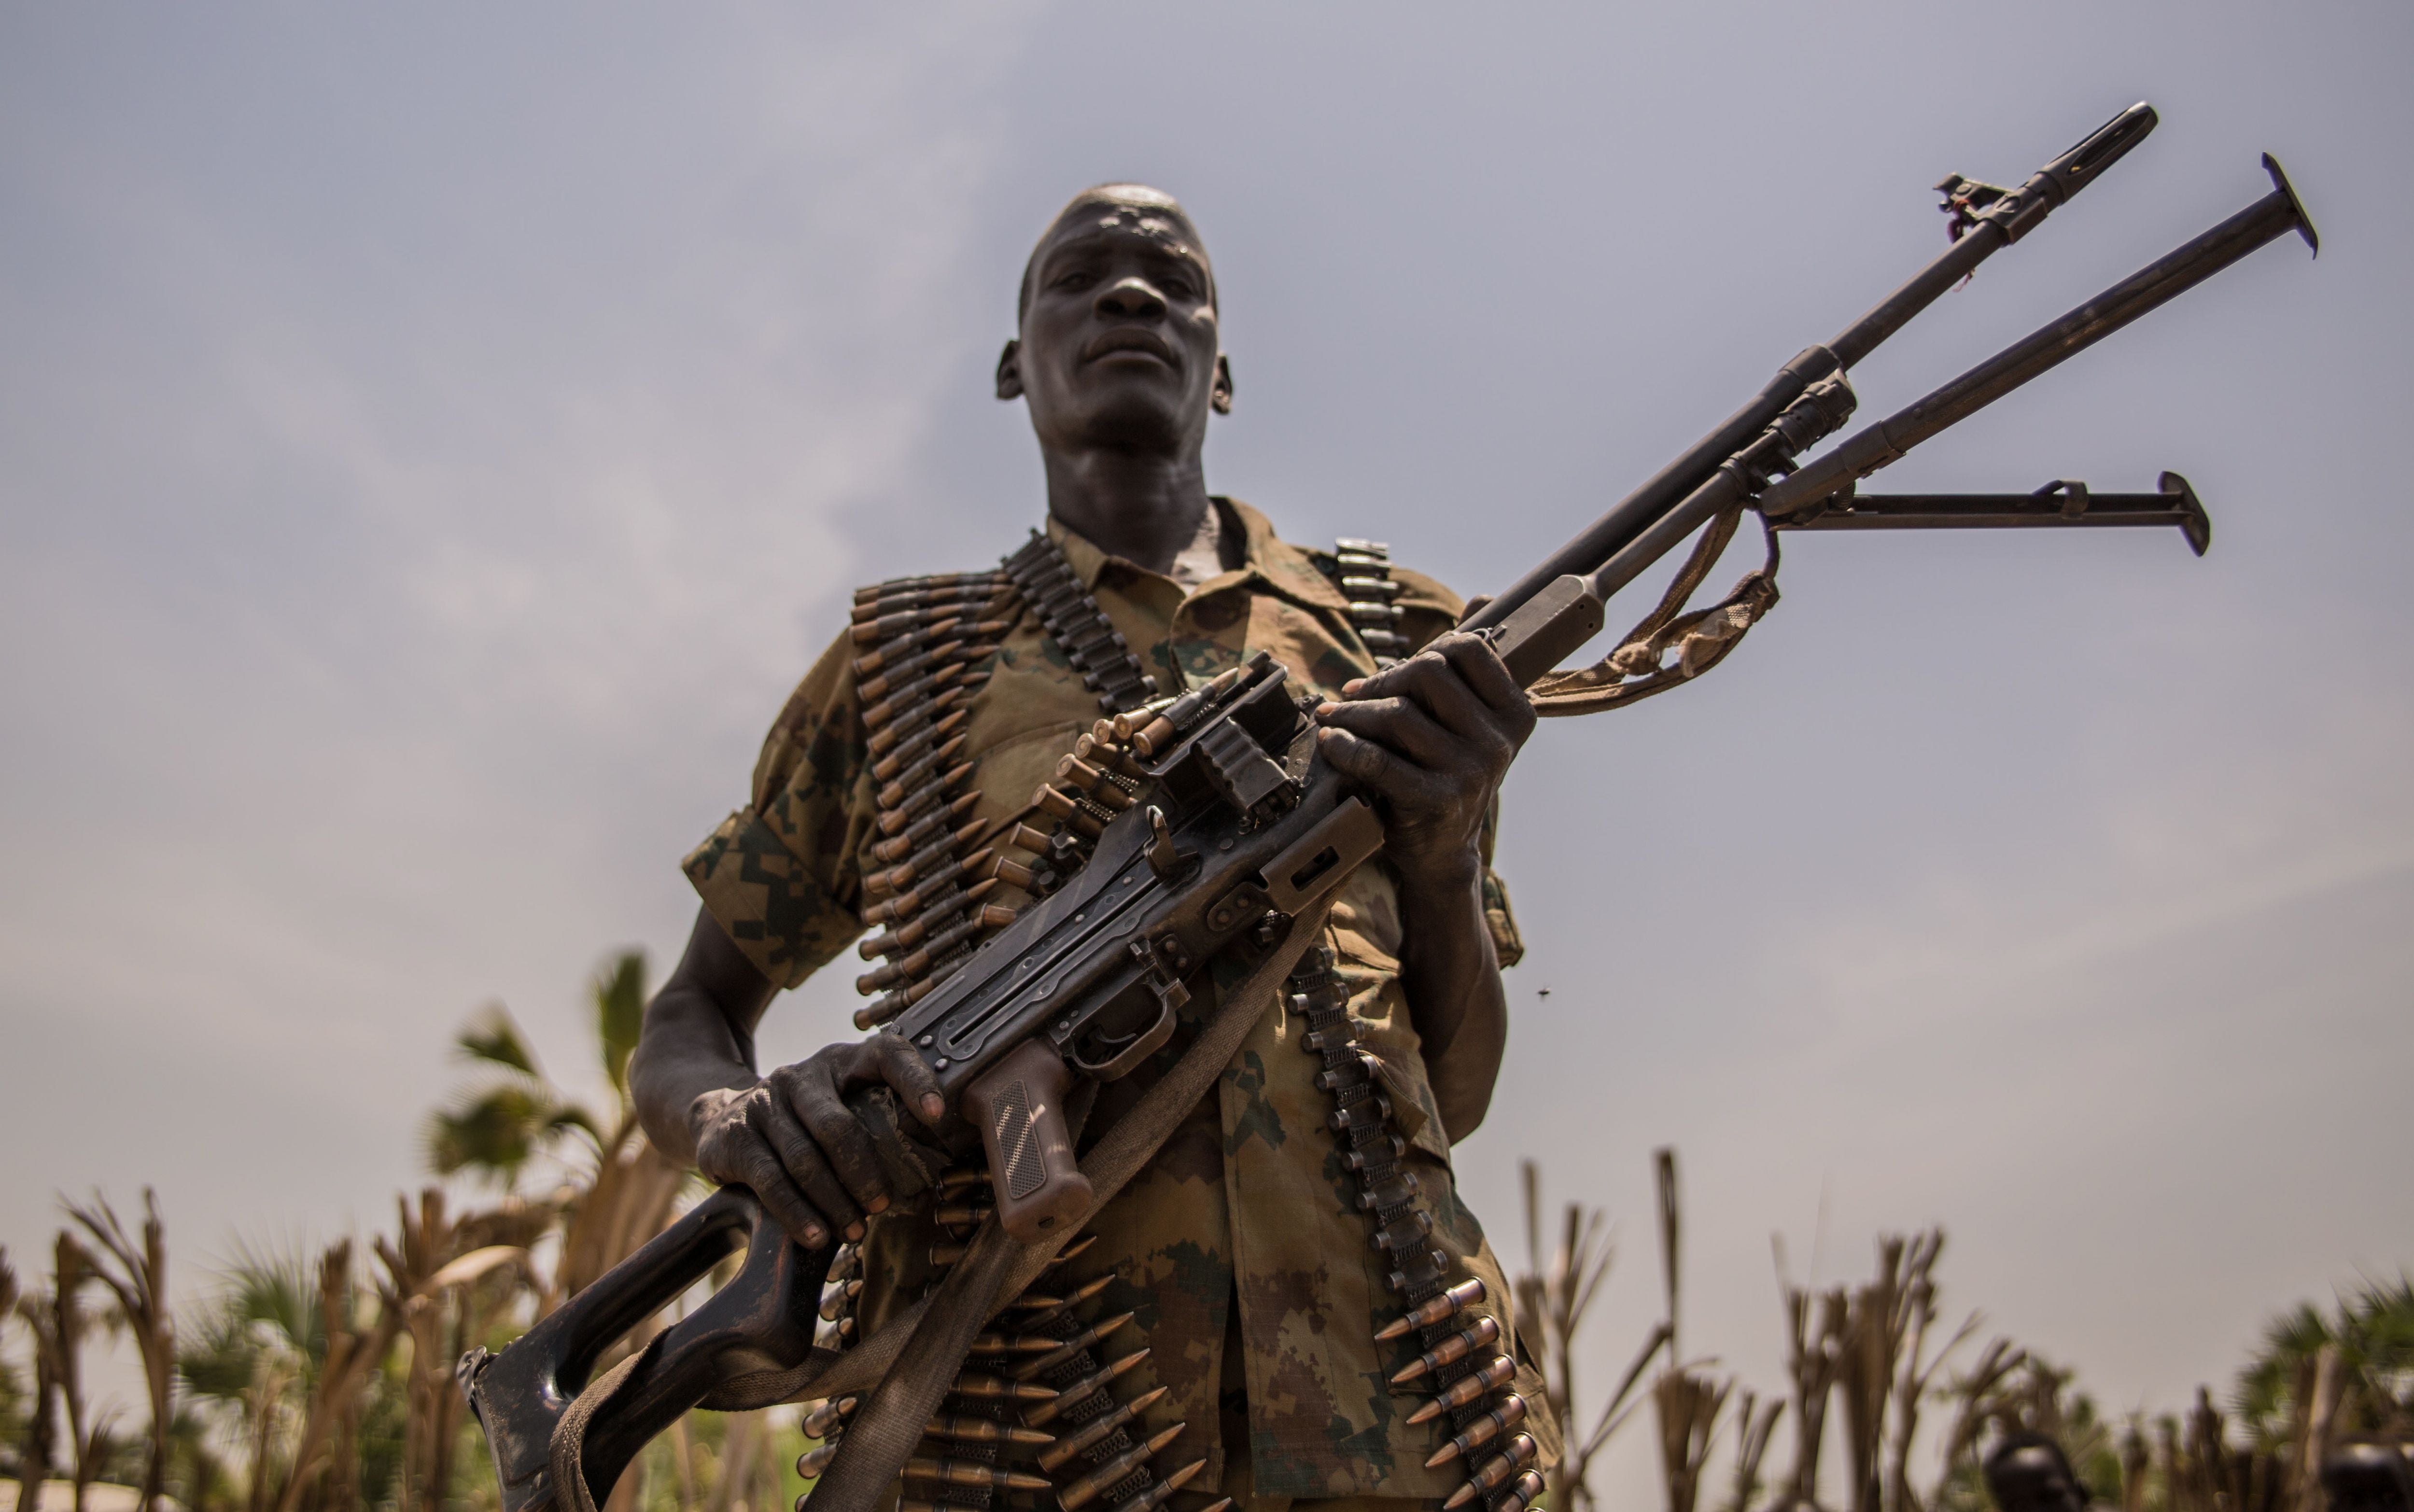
<box><xmin>1461</xmin><ymin>102</ymin><xmax>2154</xmax><ymax>637</ymax></box>
<box><xmin>1759</xmin><ymin>154</ymin><xmax>2316</xmax><ymax>521</ymax></box>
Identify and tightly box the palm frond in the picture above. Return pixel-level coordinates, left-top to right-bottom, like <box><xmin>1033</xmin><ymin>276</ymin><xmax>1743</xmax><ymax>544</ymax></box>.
<box><xmin>592</xmin><ymin>950</ymin><xmax>649</xmax><ymax>1101</ymax></box>
<box><xmin>454</xmin><ymin>1002</ymin><xmax>543</xmax><ymax>1077</ymax></box>
<box><xmin>423</xmin><ymin>1078</ymin><xmax>570</xmax><ymax>1181</ymax></box>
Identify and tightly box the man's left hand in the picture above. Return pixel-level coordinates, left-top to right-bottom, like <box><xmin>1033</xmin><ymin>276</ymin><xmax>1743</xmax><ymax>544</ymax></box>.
<box><xmin>1312</xmin><ymin>631</ymin><xmax>1535</xmax><ymax>894</ymax></box>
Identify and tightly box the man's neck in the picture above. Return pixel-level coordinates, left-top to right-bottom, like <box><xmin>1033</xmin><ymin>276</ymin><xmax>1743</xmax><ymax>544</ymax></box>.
<box><xmin>1041</xmin><ymin>446</ymin><xmax>1212</xmax><ymax>576</ymax></box>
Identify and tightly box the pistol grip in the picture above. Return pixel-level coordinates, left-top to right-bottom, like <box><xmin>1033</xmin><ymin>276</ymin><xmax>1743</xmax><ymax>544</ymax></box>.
<box><xmin>961</xmin><ymin>1039</ymin><xmax>1092</xmax><ymax>1244</ymax></box>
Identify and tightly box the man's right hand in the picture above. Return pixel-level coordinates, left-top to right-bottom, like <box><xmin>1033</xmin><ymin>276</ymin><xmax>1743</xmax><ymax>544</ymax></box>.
<box><xmin>687</xmin><ymin>1035</ymin><xmax>951</xmax><ymax>1251</ymax></box>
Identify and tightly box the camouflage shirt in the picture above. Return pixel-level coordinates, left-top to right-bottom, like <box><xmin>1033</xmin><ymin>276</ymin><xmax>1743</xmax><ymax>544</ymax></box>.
<box><xmin>684</xmin><ymin>500</ymin><xmax>1556</xmax><ymax>1498</ymax></box>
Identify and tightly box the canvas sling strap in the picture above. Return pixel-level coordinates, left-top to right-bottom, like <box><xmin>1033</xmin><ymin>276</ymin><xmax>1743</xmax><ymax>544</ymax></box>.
<box><xmin>1526</xmin><ymin>504</ymin><xmax>1782</xmax><ymax>716</ymax></box>
<box><xmin>546</xmin><ymin>896</ymin><xmax>1339</xmax><ymax>1512</ymax></box>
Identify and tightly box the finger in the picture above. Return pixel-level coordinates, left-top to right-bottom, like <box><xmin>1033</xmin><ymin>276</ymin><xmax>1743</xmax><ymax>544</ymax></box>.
<box><xmin>1317</xmin><ymin>726</ymin><xmax>1450</xmax><ymax>810</ymax></box>
<box><xmin>758</xmin><ymin>1088</ymin><xmax>868</xmax><ymax>1240</ymax></box>
<box><xmin>730</xmin><ymin>1136</ymin><xmax>832</xmax><ymax>1250</ymax></box>
<box><xmin>1372</xmin><ymin>652</ymin><xmax>1502</xmax><ymax>745</ymax></box>
<box><xmin>1315</xmin><ymin>694</ymin><xmax>1459</xmax><ymax>771</ymax></box>
<box><xmin>779</xmin><ymin>1060</ymin><xmax>894</xmax><ymax>1218</ymax></box>
<box><xmin>1429</xmin><ymin>632</ymin><xmax>1532</xmax><ymax>725</ymax></box>
<box><xmin>859</xmin><ymin>1034</ymin><xmax>950</xmax><ymax>1128</ymax></box>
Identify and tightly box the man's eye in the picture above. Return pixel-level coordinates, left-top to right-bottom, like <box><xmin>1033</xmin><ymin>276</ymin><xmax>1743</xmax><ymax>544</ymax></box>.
<box><xmin>1054</xmin><ymin>271</ymin><xmax>1096</xmax><ymax>292</ymax></box>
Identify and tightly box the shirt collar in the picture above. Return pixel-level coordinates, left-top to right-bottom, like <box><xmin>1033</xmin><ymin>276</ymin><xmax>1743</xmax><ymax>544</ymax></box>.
<box><xmin>1044</xmin><ymin>498</ymin><xmax>1353</xmax><ymax>614</ymax></box>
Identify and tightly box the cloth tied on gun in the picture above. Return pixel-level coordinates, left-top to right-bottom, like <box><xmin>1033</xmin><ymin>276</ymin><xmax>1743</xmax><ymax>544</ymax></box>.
<box><xmin>1527</xmin><ymin>504</ymin><xmax>1782</xmax><ymax>716</ymax></box>
<box><xmin>544</xmin><ymin>897</ymin><xmax>1338</xmax><ymax>1512</ymax></box>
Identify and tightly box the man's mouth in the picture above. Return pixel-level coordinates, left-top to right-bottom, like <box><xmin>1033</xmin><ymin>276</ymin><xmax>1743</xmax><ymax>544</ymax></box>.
<box><xmin>1082</xmin><ymin>328</ymin><xmax>1178</xmax><ymax>366</ymax></box>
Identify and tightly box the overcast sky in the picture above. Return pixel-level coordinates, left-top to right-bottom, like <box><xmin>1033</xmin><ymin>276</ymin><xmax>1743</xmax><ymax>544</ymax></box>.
<box><xmin>3</xmin><ymin>4</ymin><xmax>2407</xmax><ymax>1501</ymax></box>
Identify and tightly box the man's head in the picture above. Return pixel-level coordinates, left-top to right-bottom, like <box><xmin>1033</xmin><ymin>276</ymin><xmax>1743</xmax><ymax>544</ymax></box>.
<box><xmin>996</xmin><ymin>184</ymin><xmax>1233</xmax><ymax>462</ymax></box>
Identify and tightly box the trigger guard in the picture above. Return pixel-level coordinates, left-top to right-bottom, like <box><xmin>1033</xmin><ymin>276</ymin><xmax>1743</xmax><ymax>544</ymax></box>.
<box><xmin>1067</xmin><ymin>994</ymin><xmax>1180</xmax><ymax>1081</ymax></box>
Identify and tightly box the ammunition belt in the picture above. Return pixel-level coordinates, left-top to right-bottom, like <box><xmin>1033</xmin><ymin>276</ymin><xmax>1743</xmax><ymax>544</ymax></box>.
<box><xmin>1288</xmin><ymin>946</ymin><xmax>1544</xmax><ymax>1512</ymax></box>
<box><xmin>800</xmin><ymin>1176</ymin><xmax>1220</xmax><ymax>1512</ymax></box>
<box><xmin>849</xmin><ymin>539</ymin><xmax>1168</xmax><ymax>1029</ymax></box>
<box><xmin>848</xmin><ymin>566</ymin><xmax>1016</xmax><ymax>1030</ymax></box>
<box><xmin>1323</xmin><ymin>537</ymin><xmax>1408</xmax><ymax>668</ymax></box>
<box><xmin>1000</xmin><ymin>533</ymin><xmax>1162</xmax><ymax>716</ymax></box>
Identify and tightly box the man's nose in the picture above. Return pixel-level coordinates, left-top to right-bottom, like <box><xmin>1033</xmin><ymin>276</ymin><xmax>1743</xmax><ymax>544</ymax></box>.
<box><xmin>1095</xmin><ymin>277</ymin><xmax>1165</xmax><ymax>320</ymax></box>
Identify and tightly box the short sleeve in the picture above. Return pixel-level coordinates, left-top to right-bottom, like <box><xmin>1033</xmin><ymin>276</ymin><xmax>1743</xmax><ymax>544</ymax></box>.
<box><xmin>681</xmin><ymin>629</ymin><xmax>877</xmax><ymax>989</ymax></box>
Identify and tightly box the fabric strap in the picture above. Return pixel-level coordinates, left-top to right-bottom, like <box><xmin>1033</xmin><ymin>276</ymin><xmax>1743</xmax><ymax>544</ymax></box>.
<box><xmin>1527</xmin><ymin>507</ymin><xmax>1782</xmax><ymax>716</ymax></box>
<box><xmin>545</xmin><ymin>898</ymin><xmax>1338</xmax><ymax>1512</ymax></box>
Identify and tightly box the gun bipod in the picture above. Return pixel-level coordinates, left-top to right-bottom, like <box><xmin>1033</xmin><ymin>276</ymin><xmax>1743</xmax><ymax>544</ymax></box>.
<box><xmin>1767</xmin><ymin>473</ymin><xmax>2211</xmax><ymax>556</ymax></box>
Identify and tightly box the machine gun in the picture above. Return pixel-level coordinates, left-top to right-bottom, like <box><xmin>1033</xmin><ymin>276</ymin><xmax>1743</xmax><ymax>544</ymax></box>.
<box><xmin>462</xmin><ymin>103</ymin><xmax>2317</xmax><ymax>1512</ymax></box>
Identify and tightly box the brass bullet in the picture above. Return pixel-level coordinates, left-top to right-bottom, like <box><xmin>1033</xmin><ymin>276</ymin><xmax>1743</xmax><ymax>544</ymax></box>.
<box><xmin>1405</xmin><ymin>1355</ymin><xmax>1516</xmax><ymax>1425</ymax></box>
<box><xmin>1390</xmin><ymin>1315</ymin><xmax>1501</xmax><ymax>1385</ymax></box>
<box><xmin>1012</xmin><ymin>1273</ymin><xmax>1116</xmax><ymax>1318</ymax></box>
<box><xmin>920</xmin><ymin>1413</ymin><xmax>1053</xmax><ymax>1447</ymax></box>
<box><xmin>900</xmin><ymin>1456</ymin><xmax>1051</xmax><ymax>1492</ymax></box>
<box><xmin>1011</xmin><ymin>1311</ymin><xmax>1137</xmax><ymax>1380</ymax></box>
<box><xmin>1097</xmin><ymin>1457</ymin><xmax>1206</xmax><ymax>1512</ymax></box>
<box><xmin>800</xmin><ymin>1395</ymin><xmax>857</xmax><ymax>1439</ymax></box>
<box><xmin>1022</xmin><ymin>1348</ymin><xmax>1150</xmax><ymax>1427</ymax></box>
<box><xmin>1493</xmin><ymin>1470</ymin><xmax>1546</xmax><ymax>1512</ymax></box>
<box><xmin>945</xmin><ymin>1372</ymin><xmax>1056</xmax><ymax>1403</ymax></box>
<box><xmin>969</xmin><ymin>1328</ymin><xmax>1062</xmax><ymax>1355</ymax></box>
<box><xmin>1055</xmin><ymin>1424</ymin><xmax>1183</xmax><ymax>1511</ymax></box>
<box><xmin>1371</xmin><ymin>1275</ymin><xmax>1477</xmax><ymax>1333</ymax></box>
<box><xmin>1037</xmin><ymin>1385</ymin><xmax>1168</xmax><ymax>1472</ymax></box>
<box><xmin>1442</xmin><ymin>1434</ymin><xmax>1537</xmax><ymax>1509</ymax></box>
<box><xmin>1424</xmin><ymin>1392</ymin><xmax>1526</xmax><ymax>1469</ymax></box>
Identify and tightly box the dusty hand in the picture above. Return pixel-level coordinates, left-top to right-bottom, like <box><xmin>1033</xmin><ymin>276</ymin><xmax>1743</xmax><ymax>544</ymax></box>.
<box><xmin>1311</xmin><ymin>631</ymin><xmax>1534</xmax><ymax>894</ymax></box>
<box><xmin>687</xmin><ymin>1036</ymin><xmax>948</xmax><ymax>1250</ymax></box>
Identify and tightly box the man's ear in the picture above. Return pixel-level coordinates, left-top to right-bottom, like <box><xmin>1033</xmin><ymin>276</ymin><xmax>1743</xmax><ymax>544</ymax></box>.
<box><xmin>995</xmin><ymin>338</ymin><xmax>1024</xmax><ymax>401</ymax></box>
<box><xmin>1210</xmin><ymin>353</ymin><xmax>1234</xmax><ymax>416</ymax></box>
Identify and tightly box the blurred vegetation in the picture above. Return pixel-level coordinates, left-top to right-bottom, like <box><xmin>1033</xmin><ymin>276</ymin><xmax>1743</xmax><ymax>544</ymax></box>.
<box><xmin>0</xmin><ymin>955</ymin><xmax>2403</xmax><ymax>1512</ymax></box>
<box><xmin>1515</xmin><ymin>1153</ymin><xmax>2410</xmax><ymax>1512</ymax></box>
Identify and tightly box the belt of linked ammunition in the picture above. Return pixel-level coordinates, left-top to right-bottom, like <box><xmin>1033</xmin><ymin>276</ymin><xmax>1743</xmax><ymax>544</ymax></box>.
<box><xmin>1287</xmin><ymin>945</ymin><xmax>1544</xmax><ymax>1512</ymax></box>
<box><xmin>799</xmin><ymin>1177</ymin><xmax>1210</xmax><ymax>1512</ymax></box>
<box><xmin>999</xmin><ymin>532</ymin><xmax>1161</xmax><ymax>716</ymax></box>
<box><xmin>1326</xmin><ymin>537</ymin><xmax>1408</xmax><ymax>669</ymax></box>
<box><xmin>849</xmin><ymin>537</ymin><xmax>1167</xmax><ymax>1028</ymax></box>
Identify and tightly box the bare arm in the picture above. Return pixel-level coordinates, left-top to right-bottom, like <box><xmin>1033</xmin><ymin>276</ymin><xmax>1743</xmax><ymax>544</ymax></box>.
<box><xmin>629</xmin><ymin>906</ymin><xmax>947</xmax><ymax>1250</ymax></box>
<box><xmin>1310</xmin><ymin>632</ymin><xmax>1534</xmax><ymax>1142</ymax></box>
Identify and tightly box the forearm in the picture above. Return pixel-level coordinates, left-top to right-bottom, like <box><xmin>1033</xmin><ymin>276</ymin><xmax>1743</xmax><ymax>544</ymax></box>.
<box><xmin>630</xmin><ymin>988</ymin><xmax>763</xmax><ymax>1164</ymax></box>
<box><xmin>629</xmin><ymin>907</ymin><xmax>782</xmax><ymax>1165</ymax></box>
<box><xmin>1394</xmin><ymin>860</ymin><xmax>1508</xmax><ymax>1143</ymax></box>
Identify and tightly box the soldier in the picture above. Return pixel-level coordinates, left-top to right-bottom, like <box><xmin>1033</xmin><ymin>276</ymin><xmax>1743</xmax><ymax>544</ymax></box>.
<box><xmin>629</xmin><ymin>184</ymin><xmax>1558</xmax><ymax>1510</ymax></box>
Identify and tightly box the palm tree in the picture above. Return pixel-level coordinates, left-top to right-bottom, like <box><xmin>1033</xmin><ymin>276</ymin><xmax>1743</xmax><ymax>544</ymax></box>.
<box><xmin>423</xmin><ymin>951</ymin><xmax>689</xmax><ymax>1308</ymax></box>
<box><xmin>175</xmin><ymin>1240</ymin><xmax>330</xmax><ymax>1512</ymax></box>
<box><xmin>2237</xmin><ymin>1274</ymin><xmax>2414</xmax><ymax>1448</ymax></box>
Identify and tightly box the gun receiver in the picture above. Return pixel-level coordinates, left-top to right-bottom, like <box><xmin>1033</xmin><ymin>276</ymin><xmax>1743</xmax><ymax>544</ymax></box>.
<box><xmin>892</xmin><ymin>650</ymin><xmax>1388</xmax><ymax>1242</ymax></box>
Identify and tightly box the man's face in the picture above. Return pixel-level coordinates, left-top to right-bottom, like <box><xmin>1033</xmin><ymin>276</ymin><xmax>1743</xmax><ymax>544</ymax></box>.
<box><xmin>1006</xmin><ymin>197</ymin><xmax>1225</xmax><ymax>459</ymax></box>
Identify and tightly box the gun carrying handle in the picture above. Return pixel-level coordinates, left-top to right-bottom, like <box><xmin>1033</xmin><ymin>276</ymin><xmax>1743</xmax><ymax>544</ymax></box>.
<box><xmin>960</xmin><ymin>1038</ymin><xmax>1093</xmax><ymax>1245</ymax></box>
